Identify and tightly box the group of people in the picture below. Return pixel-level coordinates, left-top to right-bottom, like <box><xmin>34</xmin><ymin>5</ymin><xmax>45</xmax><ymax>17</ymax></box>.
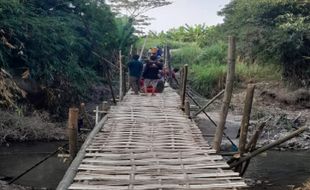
<box><xmin>127</xmin><ymin>54</ymin><xmax>164</xmax><ymax>96</ymax></box>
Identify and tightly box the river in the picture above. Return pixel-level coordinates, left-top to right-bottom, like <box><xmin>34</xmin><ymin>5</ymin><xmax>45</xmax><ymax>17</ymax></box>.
<box><xmin>0</xmin><ymin>142</ymin><xmax>309</xmax><ymax>189</ymax></box>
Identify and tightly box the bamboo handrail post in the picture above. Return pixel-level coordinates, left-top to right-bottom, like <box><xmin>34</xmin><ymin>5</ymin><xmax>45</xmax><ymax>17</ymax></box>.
<box><xmin>166</xmin><ymin>46</ymin><xmax>172</xmax><ymax>81</ymax></box>
<box><xmin>213</xmin><ymin>36</ymin><xmax>236</xmax><ymax>152</ymax></box>
<box><xmin>181</xmin><ymin>64</ymin><xmax>188</xmax><ymax>108</ymax></box>
<box><xmin>68</xmin><ymin>108</ymin><xmax>79</xmax><ymax>159</ymax></box>
<box><xmin>239</xmin><ymin>84</ymin><xmax>255</xmax><ymax>154</ymax></box>
<box><xmin>119</xmin><ymin>50</ymin><xmax>123</xmax><ymax>101</ymax></box>
<box><xmin>122</xmin><ymin>68</ymin><xmax>127</xmax><ymax>96</ymax></box>
<box><xmin>95</xmin><ymin>106</ymin><xmax>99</xmax><ymax>125</ymax></box>
<box><xmin>185</xmin><ymin>99</ymin><xmax>190</xmax><ymax>118</ymax></box>
<box><xmin>101</xmin><ymin>101</ymin><xmax>109</xmax><ymax>118</ymax></box>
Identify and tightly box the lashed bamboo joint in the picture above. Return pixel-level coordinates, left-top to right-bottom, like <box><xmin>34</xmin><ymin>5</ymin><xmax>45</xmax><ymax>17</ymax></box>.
<box><xmin>62</xmin><ymin>88</ymin><xmax>246</xmax><ymax>190</ymax></box>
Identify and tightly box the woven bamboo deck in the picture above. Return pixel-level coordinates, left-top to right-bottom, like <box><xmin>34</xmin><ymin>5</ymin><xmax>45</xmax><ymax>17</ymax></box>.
<box><xmin>68</xmin><ymin>88</ymin><xmax>246</xmax><ymax>189</ymax></box>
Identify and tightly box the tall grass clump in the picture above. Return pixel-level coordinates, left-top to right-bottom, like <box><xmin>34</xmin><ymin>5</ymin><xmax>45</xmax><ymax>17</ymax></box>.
<box><xmin>190</xmin><ymin>63</ymin><xmax>226</xmax><ymax>97</ymax></box>
<box><xmin>196</xmin><ymin>41</ymin><xmax>227</xmax><ymax>64</ymax></box>
<box><xmin>171</xmin><ymin>44</ymin><xmax>202</xmax><ymax>67</ymax></box>
<box><xmin>236</xmin><ymin>63</ymin><xmax>282</xmax><ymax>82</ymax></box>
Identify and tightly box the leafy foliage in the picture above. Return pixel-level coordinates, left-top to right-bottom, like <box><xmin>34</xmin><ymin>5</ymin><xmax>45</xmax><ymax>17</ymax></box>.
<box><xmin>219</xmin><ymin>0</ymin><xmax>310</xmax><ymax>85</ymax></box>
<box><xmin>0</xmin><ymin>0</ymin><xmax>135</xmax><ymax>115</ymax></box>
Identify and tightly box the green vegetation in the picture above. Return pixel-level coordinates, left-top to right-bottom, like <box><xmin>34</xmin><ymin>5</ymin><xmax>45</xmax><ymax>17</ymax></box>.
<box><xmin>139</xmin><ymin>0</ymin><xmax>309</xmax><ymax>97</ymax></box>
<box><xmin>0</xmin><ymin>0</ymin><xmax>136</xmax><ymax>115</ymax></box>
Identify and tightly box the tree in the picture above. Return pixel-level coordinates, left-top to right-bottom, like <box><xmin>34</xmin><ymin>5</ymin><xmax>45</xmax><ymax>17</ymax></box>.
<box><xmin>219</xmin><ymin>0</ymin><xmax>310</xmax><ymax>86</ymax></box>
<box><xmin>0</xmin><ymin>0</ymin><xmax>135</xmax><ymax>115</ymax></box>
<box><xmin>108</xmin><ymin>0</ymin><xmax>172</xmax><ymax>34</ymax></box>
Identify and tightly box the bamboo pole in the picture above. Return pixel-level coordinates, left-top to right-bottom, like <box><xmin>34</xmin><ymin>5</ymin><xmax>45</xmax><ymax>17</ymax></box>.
<box><xmin>56</xmin><ymin>116</ymin><xmax>108</xmax><ymax>190</ymax></box>
<box><xmin>213</xmin><ymin>36</ymin><xmax>236</xmax><ymax>153</ymax></box>
<box><xmin>229</xmin><ymin>125</ymin><xmax>309</xmax><ymax>169</ymax></box>
<box><xmin>245</xmin><ymin>118</ymin><xmax>270</xmax><ymax>152</ymax></box>
<box><xmin>139</xmin><ymin>36</ymin><xmax>147</xmax><ymax>61</ymax></box>
<box><xmin>181</xmin><ymin>64</ymin><xmax>188</xmax><ymax>108</ymax></box>
<box><xmin>193</xmin><ymin>90</ymin><xmax>224</xmax><ymax>117</ymax></box>
<box><xmin>80</xmin><ymin>103</ymin><xmax>92</xmax><ymax>129</ymax></box>
<box><xmin>119</xmin><ymin>50</ymin><xmax>123</xmax><ymax>101</ymax></box>
<box><xmin>107</xmin><ymin>69</ymin><xmax>116</xmax><ymax>104</ymax></box>
<box><xmin>68</xmin><ymin>108</ymin><xmax>79</xmax><ymax>159</ymax></box>
<box><xmin>95</xmin><ymin>106</ymin><xmax>99</xmax><ymax>125</ymax></box>
<box><xmin>240</xmin><ymin>119</ymin><xmax>269</xmax><ymax>176</ymax></box>
<box><xmin>239</xmin><ymin>85</ymin><xmax>255</xmax><ymax>154</ymax></box>
<box><xmin>129</xmin><ymin>44</ymin><xmax>133</xmax><ymax>58</ymax></box>
<box><xmin>185</xmin><ymin>99</ymin><xmax>190</xmax><ymax>118</ymax></box>
<box><xmin>122</xmin><ymin>68</ymin><xmax>127</xmax><ymax>96</ymax></box>
<box><xmin>102</xmin><ymin>101</ymin><xmax>109</xmax><ymax>111</ymax></box>
<box><xmin>166</xmin><ymin>46</ymin><xmax>172</xmax><ymax>80</ymax></box>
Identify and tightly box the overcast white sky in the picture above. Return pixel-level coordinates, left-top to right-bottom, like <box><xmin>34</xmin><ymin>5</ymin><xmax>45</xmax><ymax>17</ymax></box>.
<box><xmin>143</xmin><ymin>0</ymin><xmax>231</xmax><ymax>32</ymax></box>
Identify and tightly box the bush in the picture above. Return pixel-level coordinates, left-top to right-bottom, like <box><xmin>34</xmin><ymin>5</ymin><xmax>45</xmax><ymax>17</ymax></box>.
<box><xmin>195</xmin><ymin>41</ymin><xmax>227</xmax><ymax>64</ymax></box>
<box><xmin>171</xmin><ymin>44</ymin><xmax>202</xmax><ymax>67</ymax></box>
<box><xmin>190</xmin><ymin>63</ymin><xmax>226</xmax><ymax>97</ymax></box>
<box><xmin>236</xmin><ymin>63</ymin><xmax>282</xmax><ymax>82</ymax></box>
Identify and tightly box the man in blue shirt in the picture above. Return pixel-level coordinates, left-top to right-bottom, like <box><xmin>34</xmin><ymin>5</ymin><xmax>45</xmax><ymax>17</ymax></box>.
<box><xmin>128</xmin><ymin>55</ymin><xmax>143</xmax><ymax>94</ymax></box>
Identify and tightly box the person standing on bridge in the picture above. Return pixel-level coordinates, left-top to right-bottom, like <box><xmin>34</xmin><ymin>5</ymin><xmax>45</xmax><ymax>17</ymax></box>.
<box><xmin>128</xmin><ymin>54</ymin><xmax>143</xmax><ymax>95</ymax></box>
<box><xmin>142</xmin><ymin>55</ymin><xmax>162</xmax><ymax>96</ymax></box>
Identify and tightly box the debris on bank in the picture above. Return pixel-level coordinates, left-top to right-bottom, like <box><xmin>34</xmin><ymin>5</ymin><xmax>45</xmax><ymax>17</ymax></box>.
<box><xmin>0</xmin><ymin>110</ymin><xmax>66</xmax><ymax>145</ymax></box>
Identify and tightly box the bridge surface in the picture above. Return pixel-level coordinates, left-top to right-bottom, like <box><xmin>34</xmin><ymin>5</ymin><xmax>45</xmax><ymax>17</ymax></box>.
<box><xmin>58</xmin><ymin>87</ymin><xmax>246</xmax><ymax>190</ymax></box>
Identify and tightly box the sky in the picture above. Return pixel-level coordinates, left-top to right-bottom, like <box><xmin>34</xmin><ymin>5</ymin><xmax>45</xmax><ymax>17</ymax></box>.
<box><xmin>143</xmin><ymin>0</ymin><xmax>231</xmax><ymax>32</ymax></box>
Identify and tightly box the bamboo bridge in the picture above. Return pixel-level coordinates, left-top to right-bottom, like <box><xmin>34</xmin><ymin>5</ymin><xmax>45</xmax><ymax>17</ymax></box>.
<box><xmin>56</xmin><ymin>87</ymin><xmax>247</xmax><ymax>190</ymax></box>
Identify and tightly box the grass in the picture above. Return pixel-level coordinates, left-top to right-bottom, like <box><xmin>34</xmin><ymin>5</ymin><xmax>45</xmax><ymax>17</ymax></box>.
<box><xmin>135</xmin><ymin>38</ymin><xmax>189</xmax><ymax>51</ymax></box>
<box><xmin>236</xmin><ymin>63</ymin><xmax>282</xmax><ymax>82</ymax></box>
<box><xmin>190</xmin><ymin>63</ymin><xmax>226</xmax><ymax>97</ymax></box>
<box><xmin>188</xmin><ymin>62</ymin><xmax>282</xmax><ymax>97</ymax></box>
<box><xmin>171</xmin><ymin>44</ymin><xmax>203</xmax><ymax>67</ymax></box>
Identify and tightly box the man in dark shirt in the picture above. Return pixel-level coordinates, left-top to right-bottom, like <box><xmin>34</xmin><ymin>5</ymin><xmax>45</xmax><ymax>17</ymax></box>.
<box><xmin>128</xmin><ymin>55</ymin><xmax>143</xmax><ymax>94</ymax></box>
<box><xmin>142</xmin><ymin>55</ymin><xmax>161</xmax><ymax>95</ymax></box>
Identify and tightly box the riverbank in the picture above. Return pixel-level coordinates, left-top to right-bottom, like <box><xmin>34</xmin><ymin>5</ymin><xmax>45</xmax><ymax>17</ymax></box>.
<box><xmin>0</xmin><ymin>110</ymin><xmax>66</xmax><ymax>145</ymax></box>
<box><xmin>193</xmin><ymin>81</ymin><xmax>310</xmax><ymax>189</ymax></box>
<box><xmin>195</xmin><ymin>81</ymin><xmax>310</xmax><ymax>151</ymax></box>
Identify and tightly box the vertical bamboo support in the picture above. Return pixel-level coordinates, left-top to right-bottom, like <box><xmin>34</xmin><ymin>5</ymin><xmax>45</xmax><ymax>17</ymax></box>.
<box><xmin>68</xmin><ymin>108</ymin><xmax>79</xmax><ymax>158</ymax></box>
<box><xmin>181</xmin><ymin>64</ymin><xmax>188</xmax><ymax>108</ymax></box>
<box><xmin>164</xmin><ymin>46</ymin><xmax>167</xmax><ymax>67</ymax></box>
<box><xmin>129</xmin><ymin>44</ymin><xmax>133</xmax><ymax>58</ymax></box>
<box><xmin>239</xmin><ymin>84</ymin><xmax>255</xmax><ymax>154</ymax></box>
<box><xmin>119</xmin><ymin>50</ymin><xmax>123</xmax><ymax>101</ymax></box>
<box><xmin>167</xmin><ymin>46</ymin><xmax>172</xmax><ymax>80</ymax></box>
<box><xmin>102</xmin><ymin>101</ymin><xmax>109</xmax><ymax>113</ymax></box>
<box><xmin>213</xmin><ymin>36</ymin><xmax>236</xmax><ymax>152</ymax></box>
<box><xmin>80</xmin><ymin>103</ymin><xmax>90</xmax><ymax>129</ymax></box>
<box><xmin>179</xmin><ymin>68</ymin><xmax>184</xmax><ymax>95</ymax></box>
<box><xmin>185</xmin><ymin>99</ymin><xmax>190</xmax><ymax>118</ymax></box>
<box><xmin>95</xmin><ymin>106</ymin><xmax>99</xmax><ymax>125</ymax></box>
<box><xmin>122</xmin><ymin>68</ymin><xmax>127</xmax><ymax>96</ymax></box>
